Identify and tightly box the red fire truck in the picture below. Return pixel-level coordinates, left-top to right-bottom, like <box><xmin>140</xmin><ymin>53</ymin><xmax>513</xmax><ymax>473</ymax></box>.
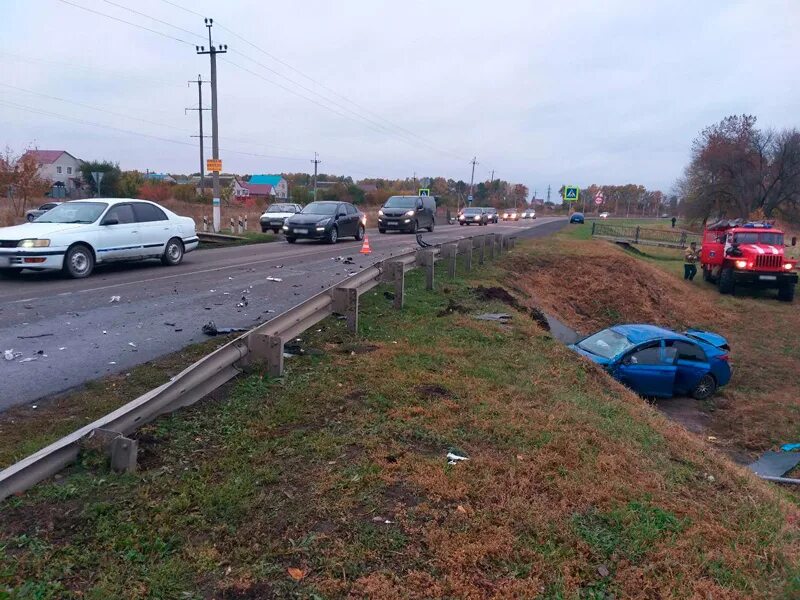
<box><xmin>700</xmin><ymin>220</ymin><xmax>797</xmax><ymax>302</ymax></box>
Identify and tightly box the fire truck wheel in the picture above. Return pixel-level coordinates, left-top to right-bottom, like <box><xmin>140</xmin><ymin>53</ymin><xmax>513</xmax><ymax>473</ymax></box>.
<box><xmin>778</xmin><ymin>284</ymin><xmax>795</xmax><ymax>302</ymax></box>
<box><xmin>702</xmin><ymin>267</ymin><xmax>713</xmax><ymax>282</ymax></box>
<box><xmin>691</xmin><ymin>374</ymin><xmax>717</xmax><ymax>400</ymax></box>
<box><xmin>718</xmin><ymin>268</ymin><xmax>734</xmax><ymax>294</ymax></box>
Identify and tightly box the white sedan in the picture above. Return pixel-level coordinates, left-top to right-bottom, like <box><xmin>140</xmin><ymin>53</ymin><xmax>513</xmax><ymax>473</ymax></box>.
<box><xmin>260</xmin><ymin>203</ymin><xmax>303</xmax><ymax>233</ymax></box>
<box><xmin>0</xmin><ymin>198</ymin><xmax>199</xmax><ymax>279</ymax></box>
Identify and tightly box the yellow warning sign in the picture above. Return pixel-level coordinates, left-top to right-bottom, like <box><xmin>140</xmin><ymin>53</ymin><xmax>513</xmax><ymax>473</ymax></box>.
<box><xmin>206</xmin><ymin>159</ymin><xmax>222</xmax><ymax>172</ymax></box>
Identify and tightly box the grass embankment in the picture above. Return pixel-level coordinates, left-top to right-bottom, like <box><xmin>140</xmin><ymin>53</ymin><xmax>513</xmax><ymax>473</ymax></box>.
<box><xmin>2</xmin><ymin>255</ymin><xmax>799</xmax><ymax>599</ymax></box>
<box><xmin>519</xmin><ymin>222</ymin><xmax>800</xmax><ymax>454</ymax></box>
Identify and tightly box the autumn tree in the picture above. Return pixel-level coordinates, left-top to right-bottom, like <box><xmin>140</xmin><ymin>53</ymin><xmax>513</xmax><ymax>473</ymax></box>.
<box><xmin>0</xmin><ymin>146</ymin><xmax>50</xmax><ymax>215</ymax></box>
<box><xmin>677</xmin><ymin>115</ymin><xmax>800</xmax><ymax>221</ymax></box>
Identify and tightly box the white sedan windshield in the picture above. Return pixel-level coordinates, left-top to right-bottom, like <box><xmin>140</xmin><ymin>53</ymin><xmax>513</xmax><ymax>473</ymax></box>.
<box><xmin>35</xmin><ymin>202</ymin><xmax>108</xmax><ymax>224</ymax></box>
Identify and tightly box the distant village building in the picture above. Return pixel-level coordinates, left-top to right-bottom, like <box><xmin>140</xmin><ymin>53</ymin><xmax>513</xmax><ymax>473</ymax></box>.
<box><xmin>357</xmin><ymin>183</ymin><xmax>378</xmax><ymax>194</ymax></box>
<box><xmin>248</xmin><ymin>174</ymin><xmax>288</xmax><ymax>199</ymax></box>
<box><xmin>23</xmin><ymin>150</ymin><xmax>82</xmax><ymax>193</ymax></box>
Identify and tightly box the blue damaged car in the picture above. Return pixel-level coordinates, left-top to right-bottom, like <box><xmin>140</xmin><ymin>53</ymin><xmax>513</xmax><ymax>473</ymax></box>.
<box><xmin>569</xmin><ymin>324</ymin><xmax>731</xmax><ymax>399</ymax></box>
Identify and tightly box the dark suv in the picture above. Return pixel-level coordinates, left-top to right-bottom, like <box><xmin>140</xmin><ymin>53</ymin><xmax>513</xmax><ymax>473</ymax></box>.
<box><xmin>378</xmin><ymin>195</ymin><xmax>436</xmax><ymax>233</ymax></box>
<box><xmin>482</xmin><ymin>207</ymin><xmax>499</xmax><ymax>223</ymax></box>
<box><xmin>283</xmin><ymin>201</ymin><xmax>365</xmax><ymax>244</ymax></box>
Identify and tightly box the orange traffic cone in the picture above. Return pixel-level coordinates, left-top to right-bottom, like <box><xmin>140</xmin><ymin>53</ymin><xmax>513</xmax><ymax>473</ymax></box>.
<box><xmin>360</xmin><ymin>234</ymin><xmax>372</xmax><ymax>254</ymax></box>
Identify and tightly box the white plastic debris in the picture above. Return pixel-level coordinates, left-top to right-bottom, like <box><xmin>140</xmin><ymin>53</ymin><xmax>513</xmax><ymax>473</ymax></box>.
<box><xmin>109</xmin><ymin>295</ymin><xmax>121</xmax><ymax>303</ymax></box>
<box><xmin>102</xmin><ymin>330</ymin><xmax>108</xmax><ymax>335</ymax></box>
<box><xmin>266</xmin><ymin>276</ymin><xmax>283</xmax><ymax>282</ymax></box>
<box><xmin>19</xmin><ymin>357</ymin><xmax>37</xmax><ymax>363</ymax></box>
<box><xmin>128</xmin><ymin>342</ymin><xmax>137</xmax><ymax>348</ymax></box>
<box><xmin>446</xmin><ymin>452</ymin><xmax>469</xmax><ymax>465</ymax></box>
<box><xmin>109</xmin><ymin>361</ymin><xmax>117</xmax><ymax>365</ymax></box>
<box><xmin>59</xmin><ymin>347</ymin><xmax>66</xmax><ymax>351</ymax></box>
<box><xmin>4</xmin><ymin>350</ymin><xmax>14</xmax><ymax>361</ymax></box>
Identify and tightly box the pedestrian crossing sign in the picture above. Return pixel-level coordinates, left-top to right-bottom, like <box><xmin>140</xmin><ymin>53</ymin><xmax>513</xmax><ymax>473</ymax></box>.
<box><xmin>563</xmin><ymin>186</ymin><xmax>579</xmax><ymax>202</ymax></box>
<box><xmin>418</xmin><ymin>188</ymin><xmax>430</xmax><ymax>197</ymax></box>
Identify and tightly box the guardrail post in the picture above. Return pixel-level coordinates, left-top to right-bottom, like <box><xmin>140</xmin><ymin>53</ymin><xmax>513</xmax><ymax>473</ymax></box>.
<box><xmin>635</xmin><ymin>226</ymin><xmax>640</xmax><ymax>244</ymax></box>
<box><xmin>459</xmin><ymin>239</ymin><xmax>473</xmax><ymax>271</ymax></box>
<box><xmin>386</xmin><ymin>261</ymin><xmax>404</xmax><ymax>309</ymax></box>
<box><xmin>333</xmin><ymin>287</ymin><xmax>359</xmax><ymax>333</ymax></box>
<box><xmin>248</xmin><ymin>333</ymin><xmax>284</xmax><ymax>377</ymax></box>
<box><xmin>443</xmin><ymin>243</ymin><xmax>458</xmax><ymax>278</ymax></box>
<box><xmin>478</xmin><ymin>235</ymin><xmax>486</xmax><ymax>264</ymax></box>
<box><xmin>487</xmin><ymin>233</ymin><xmax>495</xmax><ymax>260</ymax></box>
<box><xmin>110</xmin><ymin>436</ymin><xmax>138</xmax><ymax>473</ymax></box>
<box><xmin>591</xmin><ymin>222</ymin><xmax>596</xmax><ymax>236</ymax></box>
<box><xmin>508</xmin><ymin>236</ymin><xmax>516</xmax><ymax>250</ymax></box>
<box><xmin>422</xmin><ymin>249</ymin><xmax>435</xmax><ymax>290</ymax></box>
<box><xmin>495</xmin><ymin>234</ymin><xmax>503</xmax><ymax>256</ymax></box>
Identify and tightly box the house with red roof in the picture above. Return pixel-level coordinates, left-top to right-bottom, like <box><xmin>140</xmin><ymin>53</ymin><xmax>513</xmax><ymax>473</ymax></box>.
<box><xmin>23</xmin><ymin>150</ymin><xmax>82</xmax><ymax>192</ymax></box>
<box><xmin>231</xmin><ymin>177</ymin><xmax>276</xmax><ymax>207</ymax></box>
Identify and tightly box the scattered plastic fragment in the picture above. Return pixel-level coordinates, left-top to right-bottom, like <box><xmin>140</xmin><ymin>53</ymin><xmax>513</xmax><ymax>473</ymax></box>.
<box><xmin>102</xmin><ymin>330</ymin><xmax>108</xmax><ymax>335</ymax></box>
<box><xmin>202</xmin><ymin>321</ymin><xmax>247</xmax><ymax>336</ymax></box>
<box><xmin>17</xmin><ymin>333</ymin><xmax>53</xmax><ymax>339</ymax></box>
<box><xmin>19</xmin><ymin>357</ymin><xmax>37</xmax><ymax>363</ymax></box>
<box><xmin>474</xmin><ymin>313</ymin><xmax>512</xmax><ymax>322</ymax></box>
<box><xmin>287</xmin><ymin>567</ymin><xmax>305</xmax><ymax>581</ymax></box>
<box><xmin>266</xmin><ymin>276</ymin><xmax>283</xmax><ymax>282</ymax></box>
<box><xmin>446</xmin><ymin>451</ymin><xmax>469</xmax><ymax>465</ymax></box>
<box><xmin>781</xmin><ymin>443</ymin><xmax>800</xmax><ymax>452</ymax></box>
<box><xmin>109</xmin><ymin>295</ymin><xmax>120</xmax><ymax>303</ymax></box>
<box><xmin>128</xmin><ymin>342</ymin><xmax>137</xmax><ymax>348</ymax></box>
<box><xmin>749</xmin><ymin>452</ymin><xmax>800</xmax><ymax>478</ymax></box>
<box><xmin>4</xmin><ymin>350</ymin><xmax>15</xmax><ymax>361</ymax></box>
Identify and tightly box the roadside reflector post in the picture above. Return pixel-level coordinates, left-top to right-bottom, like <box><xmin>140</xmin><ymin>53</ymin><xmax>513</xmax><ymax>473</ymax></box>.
<box><xmin>244</xmin><ymin>215</ymin><xmax>248</xmax><ymax>232</ymax></box>
<box><xmin>386</xmin><ymin>261</ymin><xmax>405</xmax><ymax>309</ymax></box>
<box><xmin>202</xmin><ymin>215</ymin><xmax>208</xmax><ymax>232</ymax></box>
<box><xmin>230</xmin><ymin>216</ymin><xmax>235</xmax><ymax>232</ymax></box>
<box><xmin>333</xmin><ymin>286</ymin><xmax>359</xmax><ymax>333</ymax></box>
<box><xmin>459</xmin><ymin>239</ymin><xmax>473</xmax><ymax>271</ymax></box>
<box><xmin>237</xmin><ymin>216</ymin><xmax>243</xmax><ymax>235</ymax></box>
<box><xmin>247</xmin><ymin>333</ymin><xmax>284</xmax><ymax>377</ymax></box>
<box><xmin>487</xmin><ymin>233</ymin><xmax>495</xmax><ymax>260</ymax></box>
<box><xmin>110</xmin><ymin>436</ymin><xmax>138</xmax><ymax>473</ymax></box>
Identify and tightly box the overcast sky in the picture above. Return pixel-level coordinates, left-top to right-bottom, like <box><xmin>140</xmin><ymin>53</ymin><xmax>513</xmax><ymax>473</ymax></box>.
<box><xmin>2</xmin><ymin>0</ymin><xmax>798</xmax><ymax>195</ymax></box>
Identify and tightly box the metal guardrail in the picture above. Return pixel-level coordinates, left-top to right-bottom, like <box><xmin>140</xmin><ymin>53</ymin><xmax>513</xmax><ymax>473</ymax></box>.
<box><xmin>0</xmin><ymin>232</ymin><xmax>514</xmax><ymax>502</ymax></box>
<box><xmin>591</xmin><ymin>222</ymin><xmax>701</xmax><ymax>248</ymax></box>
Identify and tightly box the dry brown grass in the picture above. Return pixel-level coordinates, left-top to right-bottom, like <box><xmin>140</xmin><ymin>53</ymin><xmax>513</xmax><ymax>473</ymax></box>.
<box><xmin>501</xmin><ymin>233</ymin><xmax>800</xmax><ymax>456</ymax></box>
<box><xmin>2</xmin><ymin>257</ymin><xmax>798</xmax><ymax>599</ymax></box>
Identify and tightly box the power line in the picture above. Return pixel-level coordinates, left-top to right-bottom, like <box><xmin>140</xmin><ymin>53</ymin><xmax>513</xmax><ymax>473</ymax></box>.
<box><xmin>156</xmin><ymin>0</ymin><xmax>464</xmax><ymax>160</ymax></box>
<box><xmin>100</xmin><ymin>0</ymin><xmax>205</xmax><ymax>40</ymax></box>
<box><xmin>0</xmin><ymin>99</ymin><xmax>309</xmax><ymax>162</ymax></box>
<box><xmin>54</xmin><ymin>0</ymin><xmax>195</xmax><ymax>45</ymax></box>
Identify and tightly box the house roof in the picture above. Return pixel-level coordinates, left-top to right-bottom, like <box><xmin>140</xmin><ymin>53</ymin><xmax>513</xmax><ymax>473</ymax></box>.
<box><xmin>249</xmin><ymin>174</ymin><xmax>283</xmax><ymax>186</ymax></box>
<box><xmin>244</xmin><ymin>183</ymin><xmax>274</xmax><ymax>196</ymax></box>
<box><xmin>24</xmin><ymin>150</ymin><xmax>79</xmax><ymax>164</ymax></box>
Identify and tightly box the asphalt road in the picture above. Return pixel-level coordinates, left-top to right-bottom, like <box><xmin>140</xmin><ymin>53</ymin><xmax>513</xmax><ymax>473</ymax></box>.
<box><xmin>0</xmin><ymin>218</ymin><xmax>566</xmax><ymax>410</ymax></box>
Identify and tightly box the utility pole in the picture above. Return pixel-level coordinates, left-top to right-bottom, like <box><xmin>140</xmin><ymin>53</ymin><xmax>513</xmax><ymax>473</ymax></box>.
<box><xmin>546</xmin><ymin>185</ymin><xmax>551</xmax><ymax>205</ymax></box>
<box><xmin>186</xmin><ymin>75</ymin><xmax>210</xmax><ymax>198</ymax></box>
<box><xmin>468</xmin><ymin>156</ymin><xmax>478</xmax><ymax>206</ymax></box>
<box><xmin>311</xmin><ymin>152</ymin><xmax>321</xmax><ymax>201</ymax></box>
<box><xmin>196</xmin><ymin>19</ymin><xmax>227</xmax><ymax>232</ymax></box>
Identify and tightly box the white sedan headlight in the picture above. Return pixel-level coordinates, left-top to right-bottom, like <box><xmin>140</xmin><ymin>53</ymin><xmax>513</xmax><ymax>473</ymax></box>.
<box><xmin>18</xmin><ymin>239</ymin><xmax>50</xmax><ymax>248</ymax></box>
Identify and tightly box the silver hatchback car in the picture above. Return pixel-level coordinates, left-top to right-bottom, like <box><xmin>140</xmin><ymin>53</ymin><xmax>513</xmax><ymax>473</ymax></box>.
<box><xmin>25</xmin><ymin>201</ymin><xmax>63</xmax><ymax>222</ymax></box>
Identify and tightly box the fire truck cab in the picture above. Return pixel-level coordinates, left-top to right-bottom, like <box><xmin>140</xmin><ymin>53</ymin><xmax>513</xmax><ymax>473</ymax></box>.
<box><xmin>700</xmin><ymin>220</ymin><xmax>797</xmax><ymax>302</ymax></box>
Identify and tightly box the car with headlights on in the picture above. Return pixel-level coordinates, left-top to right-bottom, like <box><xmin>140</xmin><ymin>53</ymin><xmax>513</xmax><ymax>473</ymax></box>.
<box><xmin>25</xmin><ymin>201</ymin><xmax>63</xmax><ymax>223</ymax></box>
<box><xmin>569</xmin><ymin>324</ymin><xmax>731</xmax><ymax>399</ymax></box>
<box><xmin>502</xmin><ymin>208</ymin><xmax>520</xmax><ymax>221</ymax></box>
<box><xmin>521</xmin><ymin>208</ymin><xmax>536</xmax><ymax>219</ymax></box>
<box><xmin>482</xmin><ymin>207</ymin><xmax>499</xmax><ymax>223</ymax></box>
<box><xmin>0</xmin><ymin>199</ymin><xmax>198</xmax><ymax>279</ymax></box>
<box><xmin>260</xmin><ymin>202</ymin><xmax>303</xmax><ymax>233</ymax></box>
<box><xmin>377</xmin><ymin>195</ymin><xmax>436</xmax><ymax>233</ymax></box>
<box><xmin>458</xmin><ymin>207</ymin><xmax>489</xmax><ymax>226</ymax></box>
<box><xmin>283</xmin><ymin>201</ymin><xmax>365</xmax><ymax>244</ymax></box>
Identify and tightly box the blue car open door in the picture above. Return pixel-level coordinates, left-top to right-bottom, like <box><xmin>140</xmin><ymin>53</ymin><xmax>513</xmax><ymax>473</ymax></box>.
<box><xmin>612</xmin><ymin>342</ymin><xmax>677</xmax><ymax>398</ymax></box>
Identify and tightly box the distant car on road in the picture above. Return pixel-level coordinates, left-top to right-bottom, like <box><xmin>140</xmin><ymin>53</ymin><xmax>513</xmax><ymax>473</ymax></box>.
<box><xmin>377</xmin><ymin>195</ymin><xmax>436</xmax><ymax>233</ymax></box>
<box><xmin>502</xmin><ymin>208</ymin><xmax>520</xmax><ymax>221</ymax></box>
<box><xmin>0</xmin><ymin>199</ymin><xmax>198</xmax><ymax>279</ymax></box>
<box><xmin>283</xmin><ymin>201</ymin><xmax>365</xmax><ymax>244</ymax></box>
<box><xmin>260</xmin><ymin>203</ymin><xmax>303</xmax><ymax>233</ymax></box>
<box><xmin>570</xmin><ymin>324</ymin><xmax>731</xmax><ymax>400</ymax></box>
<box><xmin>25</xmin><ymin>201</ymin><xmax>63</xmax><ymax>223</ymax></box>
<box><xmin>599</xmin><ymin>212</ymin><xmax>610</xmax><ymax>219</ymax></box>
<box><xmin>482</xmin><ymin>207</ymin><xmax>499</xmax><ymax>223</ymax></box>
<box><xmin>521</xmin><ymin>208</ymin><xmax>536</xmax><ymax>219</ymax></box>
<box><xmin>569</xmin><ymin>212</ymin><xmax>585</xmax><ymax>224</ymax></box>
<box><xmin>459</xmin><ymin>207</ymin><xmax>489</xmax><ymax>226</ymax></box>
